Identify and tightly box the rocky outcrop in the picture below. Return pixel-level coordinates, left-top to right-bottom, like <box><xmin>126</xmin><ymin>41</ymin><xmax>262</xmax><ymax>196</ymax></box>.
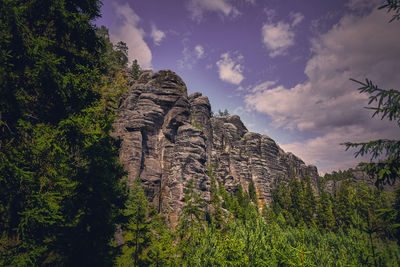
<box><xmin>113</xmin><ymin>70</ymin><xmax>319</xmax><ymax>223</ymax></box>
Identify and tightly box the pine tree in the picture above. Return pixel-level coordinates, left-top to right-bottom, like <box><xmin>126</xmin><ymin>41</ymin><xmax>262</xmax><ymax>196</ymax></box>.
<box><xmin>343</xmin><ymin>1</ymin><xmax>400</xmax><ymax>187</ymax></box>
<box><xmin>316</xmin><ymin>191</ymin><xmax>335</xmax><ymax>230</ymax></box>
<box><xmin>302</xmin><ymin>176</ymin><xmax>316</xmax><ymax>225</ymax></box>
<box><xmin>248</xmin><ymin>180</ymin><xmax>258</xmax><ymax>204</ymax></box>
<box><xmin>0</xmin><ymin>1</ymin><xmax>127</xmax><ymax>265</ymax></box>
<box><xmin>117</xmin><ymin>178</ymin><xmax>150</xmax><ymax>267</ymax></box>
<box><xmin>210</xmin><ymin>176</ymin><xmax>225</xmax><ymax>229</ymax></box>
<box><xmin>177</xmin><ymin>179</ymin><xmax>205</xmax><ymax>239</ymax></box>
<box><xmin>289</xmin><ymin>176</ymin><xmax>304</xmax><ymax>225</ymax></box>
<box><xmin>130</xmin><ymin>59</ymin><xmax>142</xmax><ymax>80</ymax></box>
<box><xmin>333</xmin><ymin>181</ymin><xmax>356</xmax><ymax>227</ymax></box>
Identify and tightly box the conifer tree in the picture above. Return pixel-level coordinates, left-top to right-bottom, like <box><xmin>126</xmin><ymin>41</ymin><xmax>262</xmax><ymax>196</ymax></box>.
<box><xmin>302</xmin><ymin>176</ymin><xmax>316</xmax><ymax>225</ymax></box>
<box><xmin>130</xmin><ymin>59</ymin><xmax>142</xmax><ymax>80</ymax></box>
<box><xmin>333</xmin><ymin>181</ymin><xmax>356</xmax><ymax>227</ymax></box>
<box><xmin>248</xmin><ymin>179</ymin><xmax>258</xmax><ymax>204</ymax></box>
<box><xmin>316</xmin><ymin>191</ymin><xmax>335</xmax><ymax>230</ymax></box>
<box><xmin>210</xmin><ymin>177</ymin><xmax>225</xmax><ymax>229</ymax></box>
<box><xmin>0</xmin><ymin>1</ymin><xmax>127</xmax><ymax>265</ymax></box>
<box><xmin>289</xmin><ymin>176</ymin><xmax>304</xmax><ymax>225</ymax></box>
<box><xmin>344</xmin><ymin>0</ymin><xmax>400</xmax><ymax>187</ymax></box>
<box><xmin>177</xmin><ymin>179</ymin><xmax>205</xmax><ymax>239</ymax></box>
<box><xmin>117</xmin><ymin>178</ymin><xmax>150</xmax><ymax>267</ymax></box>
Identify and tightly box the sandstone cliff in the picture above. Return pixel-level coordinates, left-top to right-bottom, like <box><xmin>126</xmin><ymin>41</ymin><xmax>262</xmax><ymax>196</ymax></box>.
<box><xmin>113</xmin><ymin>70</ymin><xmax>319</xmax><ymax>224</ymax></box>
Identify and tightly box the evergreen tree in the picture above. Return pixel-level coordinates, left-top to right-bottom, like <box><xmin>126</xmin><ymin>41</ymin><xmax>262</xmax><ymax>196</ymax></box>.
<box><xmin>146</xmin><ymin>208</ymin><xmax>175</xmax><ymax>266</ymax></box>
<box><xmin>114</xmin><ymin>41</ymin><xmax>129</xmax><ymax>68</ymax></box>
<box><xmin>217</xmin><ymin>109</ymin><xmax>230</xmax><ymax>116</ymax></box>
<box><xmin>0</xmin><ymin>1</ymin><xmax>127</xmax><ymax>265</ymax></box>
<box><xmin>316</xmin><ymin>191</ymin><xmax>336</xmax><ymax>230</ymax></box>
<box><xmin>130</xmin><ymin>59</ymin><xmax>142</xmax><ymax>80</ymax></box>
<box><xmin>97</xmin><ymin>26</ymin><xmax>129</xmax><ymax>74</ymax></box>
<box><xmin>288</xmin><ymin>176</ymin><xmax>304</xmax><ymax>225</ymax></box>
<box><xmin>302</xmin><ymin>176</ymin><xmax>316</xmax><ymax>225</ymax></box>
<box><xmin>117</xmin><ymin>178</ymin><xmax>150</xmax><ymax>267</ymax></box>
<box><xmin>248</xmin><ymin>179</ymin><xmax>258</xmax><ymax>204</ymax></box>
<box><xmin>344</xmin><ymin>1</ymin><xmax>400</xmax><ymax>187</ymax></box>
<box><xmin>333</xmin><ymin>181</ymin><xmax>356</xmax><ymax>227</ymax></box>
<box><xmin>177</xmin><ymin>179</ymin><xmax>205</xmax><ymax>239</ymax></box>
<box><xmin>209</xmin><ymin>176</ymin><xmax>225</xmax><ymax>229</ymax></box>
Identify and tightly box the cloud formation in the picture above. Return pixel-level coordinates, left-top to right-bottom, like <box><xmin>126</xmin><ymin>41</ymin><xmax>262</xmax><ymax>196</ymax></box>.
<box><xmin>291</xmin><ymin>12</ymin><xmax>304</xmax><ymax>26</ymax></box>
<box><xmin>216</xmin><ymin>52</ymin><xmax>244</xmax><ymax>85</ymax></box>
<box><xmin>188</xmin><ymin>0</ymin><xmax>240</xmax><ymax>22</ymax></box>
<box><xmin>178</xmin><ymin>42</ymin><xmax>206</xmax><ymax>69</ymax></box>
<box><xmin>261</xmin><ymin>13</ymin><xmax>304</xmax><ymax>57</ymax></box>
<box><xmin>247</xmin><ymin>8</ymin><xmax>400</xmax><ymax>172</ymax></box>
<box><xmin>151</xmin><ymin>24</ymin><xmax>166</xmax><ymax>45</ymax></box>
<box><xmin>110</xmin><ymin>3</ymin><xmax>152</xmax><ymax>69</ymax></box>
<box><xmin>195</xmin><ymin>45</ymin><xmax>205</xmax><ymax>59</ymax></box>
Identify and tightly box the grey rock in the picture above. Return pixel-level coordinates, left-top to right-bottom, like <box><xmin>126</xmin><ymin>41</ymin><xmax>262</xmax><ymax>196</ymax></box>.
<box><xmin>114</xmin><ymin>70</ymin><xmax>320</xmax><ymax>220</ymax></box>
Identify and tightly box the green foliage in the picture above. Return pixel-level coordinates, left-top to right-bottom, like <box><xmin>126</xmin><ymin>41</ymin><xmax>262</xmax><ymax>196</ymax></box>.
<box><xmin>379</xmin><ymin>0</ymin><xmax>400</xmax><ymax>22</ymax></box>
<box><xmin>316</xmin><ymin>191</ymin><xmax>335</xmax><ymax>230</ymax></box>
<box><xmin>191</xmin><ymin>121</ymin><xmax>202</xmax><ymax>130</ymax></box>
<box><xmin>208</xmin><ymin>166</ymin><xmax>225</xmax><ymax>229</ymax></box>
<box><xmin>344</xmin><ymin>5</ymin><xmax>400</xmax><ymax>186</ymax></box>
<box><xmin>116</xmin><ymin>178</ymin><xmax>150</xmax><ymax>267</ymax></box>
<box><xmin>97</xmin><ymin>26</ymin><xmax>130</xmax><ymax>74</ymax></box>
<box><xmin>98</xmin><ymin>171</ymin><xmax>400</xmax><ymax>266</ymax></box>
<box><xmin>177</xmin><ymin>179</ymin><xmax>206</xmax><ymax>239</ymax></box>
<box><xmin>248</xmin><ymin>179</ymin><xmax>258</xmax><ymax>204</ymax></box>
<box><xmin>217</xmin><ymin>109</ymin><xmax>230</xmax><ymax>116</ymax></box>
<box><xmin>130</xmin><ymin>59</ymin><xmax>142</xmax><ymax>80</ymax></box>
<box><xmin>0</xmin><ymin>1</ymin><xmax>129</xmax><ymax>265</ymax></box>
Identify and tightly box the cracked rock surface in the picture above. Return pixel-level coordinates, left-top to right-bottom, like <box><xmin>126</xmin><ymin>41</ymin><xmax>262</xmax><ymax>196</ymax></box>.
<box><xmin>113</xmin><ymin>70</ymin><xmax>319</xmax><ymax>223</ymax></box>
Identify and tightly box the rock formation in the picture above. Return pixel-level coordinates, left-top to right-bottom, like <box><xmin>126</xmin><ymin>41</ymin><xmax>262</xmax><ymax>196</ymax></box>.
<box><xmin>113</xmin><ymin>70</ymin><xmax>319</xmax><ymax>224</ymax></box>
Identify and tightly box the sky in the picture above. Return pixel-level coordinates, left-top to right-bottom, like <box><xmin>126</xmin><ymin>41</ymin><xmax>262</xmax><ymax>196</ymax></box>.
<box><xmin>96</xmin><ymin>0</ymin><xmax>400</xmax><ymax>174</ymax></box>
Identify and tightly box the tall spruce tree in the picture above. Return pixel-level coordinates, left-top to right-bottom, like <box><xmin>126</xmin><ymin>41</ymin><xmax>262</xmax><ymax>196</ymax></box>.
<box><xmin>248</xmin><ymin>179</ymin><xmax>258</xmax><ymax>204</ymax></box>
<box><xmin>0</xmin><ymin>1</ymin><xmax>127</xmax><ymax>265</ymax></box>
<box><xmin>343</xmin><ymin>0</ymin><xmax>400</xmax><ymax>187</ymax></box>
<box><xmin>117</xmin><ymin>178</ymin><xmax>150</xmax><ymax>267</ymax></box>
<box><xmin>316</xmin><ymin>191</ymin><xmax>335</xmax><ymax>230</ymax></box>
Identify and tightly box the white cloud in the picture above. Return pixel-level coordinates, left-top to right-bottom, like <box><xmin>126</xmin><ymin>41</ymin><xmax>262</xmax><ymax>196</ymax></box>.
<box><xmin>262</xmin><ymin>22</ymin><xmax>294</xmax><ymax>57</ymax></box>
<box><xmin>261</xmin><ymin>13</ymin><xmax>303</xmax><ymax>57</ymax></box>
<box><xmin>194</xmin><ymin>45</ymin><xmax>205</xmax><ymax>59</ymax></box>
<box><xmin>216</xmin><ymin>52</ymin><xmax>244</xmax><ymax>85</ymax></box>
<box><xmin>151</xmin><ymin>24</ymin><xmax>166</xmax><ymax>46</ymax></box>
<box><xmin>250</xmin><ymin>81</ymin><xmax>277</xmax><ymax>93</ymax></box>
<box><xmin>188</xmin><ymin>0</ymin><xmax>240</xmax><ymax>22</ymax></box>
<box><xmin>281</xmin><ymin>125</ymin><xmax>397</xmax><ymax>174</ymax></box>
<box><xmin>247</xmin><ymin>8</ymin><xmax>400</xmax><ymax>172</ymax></box>
<box><xmin>110</xmin><ymin>3</ymin><xmax>152</xmax><ymax>69</ymax></box>
<box><xmin>178</xmin><ymin>42</ymin><xmax>206</xmax><ymax>69</ymax></box>
<box><xmin>291</xmin><ymin>12</ymin><xmax>304</xmax><ymax>26</ymax></box>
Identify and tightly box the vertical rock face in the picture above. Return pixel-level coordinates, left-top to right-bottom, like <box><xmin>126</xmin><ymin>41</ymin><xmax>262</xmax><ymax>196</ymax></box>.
<box><xmin>113</xmin><ymin>70</ymin><xmax>319</xmax><ymax>222</ymax></box>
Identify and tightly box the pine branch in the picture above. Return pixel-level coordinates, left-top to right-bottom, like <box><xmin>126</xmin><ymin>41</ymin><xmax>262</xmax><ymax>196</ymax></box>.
<box><xmin>379</xmin><ymin>0</ymin><xmax>400</xmax><ymax>22</ymax></box>
<box><xmin>343</xmin><ymin>139</ymin><xmax>400</xmax><ymax>160</ymax></box>
<box><xmin>350</xmin><ymin>78</ymin><xmax>400</xmax><ymax>125</ymax></box>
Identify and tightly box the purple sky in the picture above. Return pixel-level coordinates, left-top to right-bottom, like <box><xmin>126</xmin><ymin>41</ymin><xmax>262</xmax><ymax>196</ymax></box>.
<box><xmin>96</xmin><ymin>0</ymin><xmax>400</xmax><ymax>174</ymax></box>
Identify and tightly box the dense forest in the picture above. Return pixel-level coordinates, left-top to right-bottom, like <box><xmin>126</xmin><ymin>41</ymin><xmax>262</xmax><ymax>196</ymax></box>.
<box><xmin>1</xmin><ymin>0</ymin><xmax>400</xmax><ymax>266</ymax></box>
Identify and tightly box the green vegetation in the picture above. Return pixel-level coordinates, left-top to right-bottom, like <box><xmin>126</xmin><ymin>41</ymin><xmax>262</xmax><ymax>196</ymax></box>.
<box><xmin>343</xmin><ymin>78</ymin><xmax>400</xmax><ymax>187</ymax></box>
<box><xmin>344</xmin><ymin>0</ymin><xmax>400</xmax><ymax>187</ymax></box>
<box><xmin>1</xmin><ymin>0</ymin><xmax>399</xmax><ymax>265</ymax></box>
<box><xmin>0</xmin><ymin>0</ymin><xmax>130</xmax><ymax>265</ymax></box>
<box><xmin>217</xmin><ymin>109</ymin><xmax>231</xmax><ymax>116</ymax></box>
<box><xmin>115</xmin><ymin>170</ymin><xmax>400</xmax><ymax>266</ymax></box>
